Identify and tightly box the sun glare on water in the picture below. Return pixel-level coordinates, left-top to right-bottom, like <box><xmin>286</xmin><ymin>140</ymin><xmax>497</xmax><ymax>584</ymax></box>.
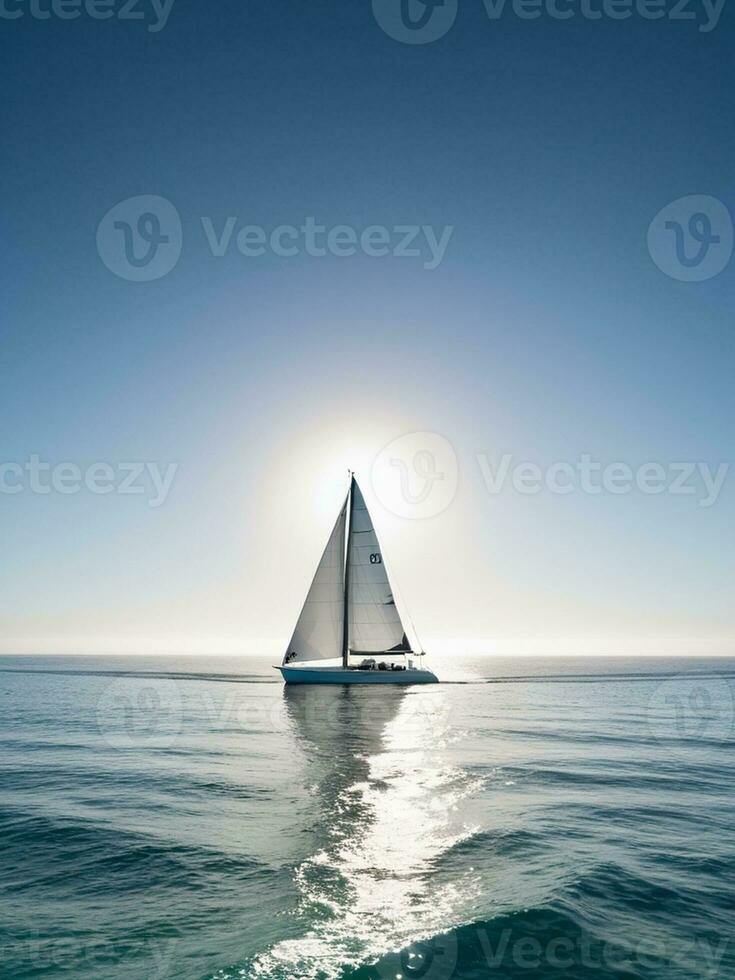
<box><xmin>239</xmin><ymin>686</ymin><xmax>482</xmax><ymax>979</ymax></box>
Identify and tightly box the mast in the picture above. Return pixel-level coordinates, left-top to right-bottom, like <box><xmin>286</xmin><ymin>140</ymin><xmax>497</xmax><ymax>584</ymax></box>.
<box><xmin>342</xmin><ymin>472</ymin><xmax>354</xmax><ymax>669</ymax></box>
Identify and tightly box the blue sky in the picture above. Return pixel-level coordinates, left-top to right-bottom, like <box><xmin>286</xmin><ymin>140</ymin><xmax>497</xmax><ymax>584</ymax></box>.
<box><xmin>1</xmin><ymin>0</ymin><xmax>733</xmax><ymax>654</ymax></box>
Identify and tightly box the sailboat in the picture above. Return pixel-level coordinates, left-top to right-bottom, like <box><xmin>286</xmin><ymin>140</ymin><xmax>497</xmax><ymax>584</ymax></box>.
<box><xmin>277</xmin><ymin>474</ymin><xmax>438</xmax><ymax>684</ymax></box>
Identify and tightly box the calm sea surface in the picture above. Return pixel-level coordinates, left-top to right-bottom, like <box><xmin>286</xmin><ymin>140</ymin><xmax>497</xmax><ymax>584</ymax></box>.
<box><xmin>1</xmin><ymin>655</ymin><xmax>733</xmax><ymax>980</ymax></box>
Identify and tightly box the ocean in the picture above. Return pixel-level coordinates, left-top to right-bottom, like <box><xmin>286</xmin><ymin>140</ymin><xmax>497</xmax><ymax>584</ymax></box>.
<box><xmin>1</xmin><ymin>655</ymin><xmax>733</xmax><ymax>980</ymax></box>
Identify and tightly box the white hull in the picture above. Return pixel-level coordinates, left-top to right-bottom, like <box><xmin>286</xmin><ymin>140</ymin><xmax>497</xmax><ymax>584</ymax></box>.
<box><xmin>278</xmin><ymin>665</ymin><xmax>438</xmax><ymax>685</ymax></box>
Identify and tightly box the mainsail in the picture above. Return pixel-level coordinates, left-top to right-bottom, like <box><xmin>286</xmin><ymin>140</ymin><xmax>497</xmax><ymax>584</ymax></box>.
<box><xmin>284</xmin><ymin>477</ymin><xmax>413</xmax><ymax>665</ymax></box>
<box><xmin>285</xmin><ymin>500</ymin><xmax>347</xmax><ymax>663</ymax></box>
<box><xmin>347</xmin><ymin>481</ymin><xmax>411</xmax><ymax>655</ymax></box>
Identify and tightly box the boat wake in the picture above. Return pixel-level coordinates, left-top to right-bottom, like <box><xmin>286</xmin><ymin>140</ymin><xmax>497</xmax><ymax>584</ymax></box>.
<box><xmin>211</xmin><ymin>687</ymin><xmax>484</xmax><ymax>980</ymax></box>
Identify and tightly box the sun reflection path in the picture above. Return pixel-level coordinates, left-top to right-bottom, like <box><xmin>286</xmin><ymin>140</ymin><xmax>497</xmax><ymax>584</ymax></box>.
<box><xmin>249</xmin><ymin>687</ymin><xmax>483</xmax><ymax>979</ymax></box>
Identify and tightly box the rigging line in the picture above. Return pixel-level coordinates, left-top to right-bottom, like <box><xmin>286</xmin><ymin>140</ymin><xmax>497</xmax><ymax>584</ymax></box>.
<box><xmin>341</xmin><ymin>472</ymin><xmax>354</xmax><ymax>669</ymax></box>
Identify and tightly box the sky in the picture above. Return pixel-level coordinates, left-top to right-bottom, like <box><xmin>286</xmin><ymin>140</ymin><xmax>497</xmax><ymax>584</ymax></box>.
<box><xmin>1</xmin><ymin>0</ymin><xmax>733</xmax><ymax>656</ymax></box>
